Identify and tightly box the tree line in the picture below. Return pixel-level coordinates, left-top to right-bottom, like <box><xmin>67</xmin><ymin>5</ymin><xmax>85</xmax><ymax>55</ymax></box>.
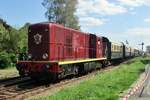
<box><xmin>0</xmin><ymin>0</ymin><xmax>79</xmax><ymax>69</ymax></box>
<box><xmin>0</xmin><ymin>19</ymin><xmax>29</xmax><ymax>68</ymax></box>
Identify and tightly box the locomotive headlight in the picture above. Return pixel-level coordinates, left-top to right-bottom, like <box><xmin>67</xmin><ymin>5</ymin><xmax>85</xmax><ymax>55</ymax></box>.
<box><xmin>42</xmin><ymin>53</ymin><xmax>48</xmax><ymax>59</ymax></box>
<box><xmin>28</xmin><ymin>54</ymin><xmax>32</xmax><ymax>59</ymax></box>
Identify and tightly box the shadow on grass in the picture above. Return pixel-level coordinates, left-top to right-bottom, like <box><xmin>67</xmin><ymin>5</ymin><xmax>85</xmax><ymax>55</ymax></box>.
<box><xmin>124</xmin><ymin>60</ymin><xmax>135</xmax><ymax>65</ymax></box>
<box><xmin>141</xmin><ymin>60</ymin><xmax>150</xmax><ymax>65</ymax></box>
<box><xmin>139</xmin><ymin>68</ymin><xmax>145</xmax><ymax>73</ymax></box>
<box><xmin>119</xmin><ymin>57</ymin><xmax>136</xmax><ymax>65</ymax></box>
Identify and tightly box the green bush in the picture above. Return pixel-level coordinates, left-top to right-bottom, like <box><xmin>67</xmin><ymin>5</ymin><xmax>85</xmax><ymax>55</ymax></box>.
<box><xmin>9</xmin><ymin>53</ymin><xmax>17</xmax><ymax>63</ymax></box>
<box><xmin>0</xmin><ymin>51</ymin><xmax>16</xmax><ymax>69</ymax></box>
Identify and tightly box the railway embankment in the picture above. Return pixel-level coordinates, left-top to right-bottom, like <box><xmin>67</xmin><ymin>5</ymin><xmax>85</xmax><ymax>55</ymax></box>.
<box><xmin>34</xmin><ymin>56</ymin><xmax>150</xmax><ymax>100</ymax></box>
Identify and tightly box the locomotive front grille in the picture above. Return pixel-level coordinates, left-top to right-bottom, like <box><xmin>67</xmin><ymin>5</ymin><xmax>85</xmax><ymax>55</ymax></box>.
<box><xmin>28</xmin><ymin>23</ymin><xmax>50</xmax><ymax>61</ymax></box>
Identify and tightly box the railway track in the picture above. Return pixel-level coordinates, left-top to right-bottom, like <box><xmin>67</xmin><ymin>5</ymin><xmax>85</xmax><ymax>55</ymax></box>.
<box><xmin>0</xmin><ymin>76</ymin><xmax>33</xmax><ymax>100</ymax></box>
<box><xmin>0</xmin><ymin>76</ymin><xmax>20</xmax><ymax>83</ymax></box>
<box><xmin>0</xmin><ymin>66</ymin><xmax>117</xmax><ymax>100</ymax></box>
<box><xmin>0</xmin><ymin>60</ymin><xmax>129</xmax><ymax>100</ymax></box>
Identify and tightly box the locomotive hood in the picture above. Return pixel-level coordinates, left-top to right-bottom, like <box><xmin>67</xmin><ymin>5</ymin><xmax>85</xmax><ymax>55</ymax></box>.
<box><xmin>28</xmin><ymin>23</ymin><xmax>50</xmax><ymax>61</ymax></box>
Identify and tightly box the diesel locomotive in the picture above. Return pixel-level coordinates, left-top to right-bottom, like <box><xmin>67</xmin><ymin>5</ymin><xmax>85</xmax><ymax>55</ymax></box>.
<box><xmin>16</xmin><ymin>22</ymin><xmax>141</xmax><ymax>81</ymax></box>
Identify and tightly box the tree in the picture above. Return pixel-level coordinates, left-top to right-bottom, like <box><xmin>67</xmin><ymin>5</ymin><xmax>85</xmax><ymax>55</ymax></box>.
<box><xmin>0</xmin><ymin>19</ymin><xmax>19</xmax><ymax>68</ymax></box>
<box><xmin>42</xmin><ymin>0</ymin><xmax>80</xmax><ymax>29</ymax></box>
<box><xmin>0</xmin><ymin>19</ymin><xmax>21</xmax><ymax>53</ymax></box>
<box><xmin>17</xmin><ymin>23</ymin><xmax>30</xmax><ymax>52</ymax></box>
<box><xmin>0</xmin><ymin>18</ymin><xmax>29</xmax><ymax>68</ymax></box>
<box><xmin>0</xmin><ymin>19</ymin><xmax>16</xmax><ymax>53</ymax></box>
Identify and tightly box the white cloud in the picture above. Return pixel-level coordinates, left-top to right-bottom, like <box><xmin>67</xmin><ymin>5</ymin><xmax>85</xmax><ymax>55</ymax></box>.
<box><xmin>77</xmin><ymin>0</ymin><xmax>127</xmax><ymax>16</ymax></box>
<box><xmin>117</xmin><ymin>0</ymin><xmax>150</xmax><ymax>7</ymax></box>
<box><xmin>125</xmin><ymin>27</ymin><xmax>150</xmax><ymax>49</ymax></box>
<box><xmin>76</xmin><ymin>0</ymin><xmax>127</xmax><ymax>28</ymax></box>
<box><xmin>79</xmin><ymin>17</ymin><xmax>107</xmax><ymax>27</ymax></box>
<box><xmin>76</xmin><ymin>0</ymin><xmax>150</xmax><ymax>28</ymax></box>
<box><xmin>144</xmin><ymin>18</ymin><xmax>150</xmax><ymax>23</ymax></box>
<box><xmin>126</xmin><ymin>27</ymin><xmax>150</xmax><ymax>36</ymax></box>
<box><xmin>95</xmin><ymin>0</ymin><xmax>127</xmax><ymax>15</ymax></box>
<box><xmin>76</xmin><ymin>0</ymin><xmax>150</xmax><ymax>50</ymax></box>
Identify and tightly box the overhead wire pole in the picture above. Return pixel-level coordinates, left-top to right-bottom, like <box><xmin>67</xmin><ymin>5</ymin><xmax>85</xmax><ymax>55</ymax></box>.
<box><xmin>139</xmin><ymin>42</ymin><xmax>144</xmax><ymax>51</ymax></box>
<box><xmin>142</xmin><ymin>42</ymin><xmax>144</xmax><ymax>51</ymax></box>
<box><xmin>126</xmin><ymin>40</ymin><xmax>129</xmax><ymax>45</ymax></box>
<box><xmin>138</xmin><ymin>42</ymin><xmax>144</xmax><ymax>56</ymax></box>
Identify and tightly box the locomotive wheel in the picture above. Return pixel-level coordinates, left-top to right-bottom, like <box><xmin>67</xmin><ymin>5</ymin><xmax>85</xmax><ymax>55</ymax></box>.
<box><xmin>102</xmin><ymin>61</ymin><xmax>106</xmax><ymax>68</ymax></box>
<box><xmin>51</xmin><ymin>73</ymin><xmax>59</xmax><ymax>83</ymax></box>
<box><xmin>19</xmin><ymin>71</ymin><xmax>25</xmax><ymax>77</ymax></box>
<box><xmin>102</xmin><ymin>60</ymin><xmax>110</xmax><ymax>68</ymax></box>
<box><xmin>74</xmin><ymin>65</ymin><xmax>79</xmax><ymax>75</ymax></box>
<box><xmin>78</xmin><ymin>63</ymin><xmax>85</xmax><ymax>75</ymax></box>
<box><xmin>95</xmin><ymin>62</ymin><xmax>102</xmax><ymax>69</ymax></box>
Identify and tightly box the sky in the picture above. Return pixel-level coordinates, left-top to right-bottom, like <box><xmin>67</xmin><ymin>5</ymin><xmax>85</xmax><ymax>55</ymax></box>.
<box><xmin>0</xmin><ymin>0</ymin><xmax>150</xmax><ymax>50</ymax></box>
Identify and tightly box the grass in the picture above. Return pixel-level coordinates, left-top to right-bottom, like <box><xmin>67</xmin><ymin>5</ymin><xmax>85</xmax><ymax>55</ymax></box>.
<box><xmin>0</xmin><ymin>67</ymin><xmax>18</xmax><ymax>79</ymax></box>
<box><xmin>34</xmin><ymin>56</ymin><xmax>150</xmax><ymax>100</ymax></box>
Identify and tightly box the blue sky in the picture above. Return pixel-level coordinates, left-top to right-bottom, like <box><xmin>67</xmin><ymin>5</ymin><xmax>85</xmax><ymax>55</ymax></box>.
<box><xmin>0</xmin><ymin>0</ymin><xmax>150</xmax><ymax>50</ymax></box>
<box><xmin>0</xmin><ymin>0</ymin><xmax>46</xmax><ymax>26</ymax></box>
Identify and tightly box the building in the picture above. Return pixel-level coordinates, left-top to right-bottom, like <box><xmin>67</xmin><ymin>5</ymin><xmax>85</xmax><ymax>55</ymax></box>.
<box><xmin>146</xmin><ymin>46</ymin><xmax>150</xmax><ymax>54</ymax></box>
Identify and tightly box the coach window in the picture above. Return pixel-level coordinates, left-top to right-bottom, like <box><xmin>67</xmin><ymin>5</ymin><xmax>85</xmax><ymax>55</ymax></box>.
<box><xmin>115</xmin><ymin>45</ymin><xmax>117</xmax><ymax>51</ymax></box>
<box><xmin>117</xmin><ymin>46</ymin><xmax>118</xmax><ymax>51</ymax></box>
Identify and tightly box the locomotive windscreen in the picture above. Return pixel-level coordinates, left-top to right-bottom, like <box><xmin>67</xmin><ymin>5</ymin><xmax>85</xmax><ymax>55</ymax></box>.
<box><xmin>28</xmin><ymin>23</ymin><xmax>50</xmax><ymax>61</ymax></box>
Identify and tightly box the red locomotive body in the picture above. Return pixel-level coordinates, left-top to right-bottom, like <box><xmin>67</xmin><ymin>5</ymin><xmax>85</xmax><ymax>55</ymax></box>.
<box><xmin>50</xmin><ymin>23</ymin><xmax>90</xmax><ymax>61</ymax></box>
<box><xmin>16</xmin><ymin>23</ymin><xmax>107</xmax><ymax>80</ymax></box>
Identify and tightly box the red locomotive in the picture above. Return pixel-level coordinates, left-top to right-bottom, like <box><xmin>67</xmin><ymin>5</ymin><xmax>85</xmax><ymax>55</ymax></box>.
<box><xmin>16</xmin><ymin>22</ymin><xmax>140</xmax><ymax>81</ymax></box>
<box><xmin>16</xmin><ymin>23</ymin><xmax>109</xmax><ymax>81</ymax></box>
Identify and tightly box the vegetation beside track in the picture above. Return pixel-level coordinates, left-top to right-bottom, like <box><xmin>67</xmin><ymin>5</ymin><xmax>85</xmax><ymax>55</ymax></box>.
<box><xmin>0</xmin><ymin>67</ymin><xmax>18</xmax><ymax>79</ymax></box>
<box><xmin>35</xmin><ymin>56</ymin><xmax>150</xmax><ymax>100</ymax></box>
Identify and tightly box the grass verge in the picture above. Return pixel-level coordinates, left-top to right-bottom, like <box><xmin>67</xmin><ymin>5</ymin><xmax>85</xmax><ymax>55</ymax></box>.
<box><xmin>35</xmin><ymin>56</ymin><xmax>150</xmax><ymax>100</ymax></box>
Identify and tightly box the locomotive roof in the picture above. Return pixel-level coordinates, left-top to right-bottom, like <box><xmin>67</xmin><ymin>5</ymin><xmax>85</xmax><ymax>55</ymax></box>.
<box><xmin>29</xmin><ymin>22</ymin><xmax>49</xmax><ymax>26</ymax></box>
<box><xmin>30</xmin><ymin>22</ymin><xmax>86</xmax><ymax>33</ymax></box>
<box><xmin>30</xmin><ymin>22</ymin><xmax>107</xmax><ymax>38</ymax></box>
<box><xmin>30</xmin><ymin>22</ymin><xmax>114</xmax><ymax>42</ymax></box>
